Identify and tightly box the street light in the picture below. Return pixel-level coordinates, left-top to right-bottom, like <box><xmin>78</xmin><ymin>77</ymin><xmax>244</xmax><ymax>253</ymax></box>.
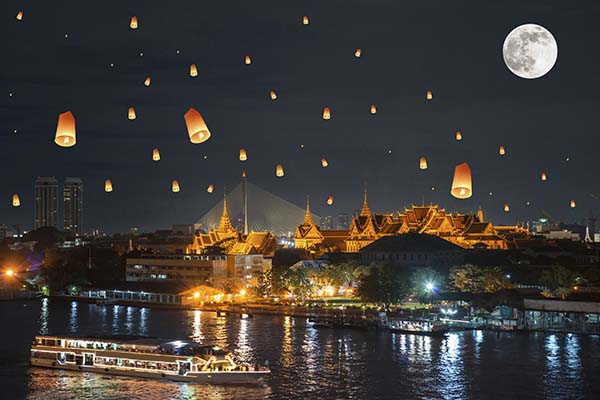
<box><xmin>5</xmin><ymin>269</ymin><xmax>14</xmax><ymax>277</ymax></box>
<box><xmin>425</xmin><ymin>282</ymin><xmax>434</xmax><ymax>291</ymax></box>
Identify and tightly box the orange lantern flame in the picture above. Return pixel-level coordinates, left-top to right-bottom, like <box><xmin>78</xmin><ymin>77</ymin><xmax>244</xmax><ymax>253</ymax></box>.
<box><xmin>370</xmin><ymin>104</ymin><xmax>377</xmax><ymax>114</ymax></box>
<box><xmin>172</xmin><ymin>179</ymin><xmax>180</xmax><ymax>193</ymax></box>
<box><xmin>239</xmin><ymin>148</ymin><xmax>247</xmax><ymax>161</ymax></box>
<box><xmin>327</xmin><ymin>196</ymin><xmax>334</xmax><ymax>205</ymax></box>
<box><xmin>276</xmin><ymin>164</ymin><xmax>284</xmax><ymax>177</ymax></box>
<box><xmin>303</xmin><ymin>16</ymin><xmax>309</xmax><ymax>25</ymax></box>
<box><xmin>570</xmin><ymin>200</ymin><xmax>576</xmax><ymax>208</ymax></box>
<box><xmin>270</xmin><ymin>90</ymin><xmax>277</xmax><ymax>100</ymax></box>
<box><xmin>207</xmin><ymin>184</ymin><xmax>214</xmax><ymax>193</ymax></box>
<box><xmin>130</xmin><ymin>16</ymin><xmax>138</xmax><ymax>29</ymax></box>
<box><xmin>504</xmin><ymin>204</ymin><xmax>510</xmax><ymax>212</ymax></box>
<box><xmin>455</xmin><ymin>131</ymin><xmax>462</xmax><ymax>141</ymax></box>
<box><xmin>245</xmin><ymin>55</ymin><xmax>252</xmax><ymax>65</ymax></box>
<box><xmin>152</xmin><ymin>148</ymin><xmax>160</xmax><ymax>161</ymax></box>
<box><xmin>450</xmin><ymin>162</ymin><xmax>472</xmax><ymax>199</ymax></box>
<box><xmin>128</xmin><ymin>107</ymin><xmax>136</xmax><ymax>120</ymax></box>
<box><xmin>184</xmin><ymin>107</ymin><xmax>211</xmax><ymax>144</ymax></box>
<box><xmin>144</xmin><ymin>76</ymin><xmax>151</xmax><ymax>87</ymax></box>
<box><xmin>499</xmin><ymin>146</ymin><xmax>506</xmax><ymax>155</ymax></box>
<box><xmin>54</xmin><ymin>111</ymin><xmax>76</xmax><ymax>147</ymax></box>
<box><xmin>190</xmin><ymin>64</ymin><xmax>198</xmax><ymax>77</ymax></box>
<box><xmin>321</xmin><ymin>158</ymin><xmax>329</xmax><ymax>168</ymax></box>
<box><xmin>105</xmin><ymin>179</ymin><xmax>113</xmax><ymax>193</ymax></box>
<box><xmin>16</xmin><ymin>11</ymin><xmax>23</xmax><ymax>21</ymax></box>
<box><xmin>541</xmin><ymin>172</ymin><xmax>547</xmax><ymax>181</ymax></box>
<box><xmin>354</xmin><ymin>48</ymin><xmax>362</xmax><ymax>58</ymax></box>
<box><xmin>322</xmin><ymin>107</ymin><xmax>331</xmax><ymax>120</ymax></box>
<box><xmin>426</xmin><ymin>90</ymin><xmax>433</xmax><ymax>100</ymax></box>
<box><xmin>12</xmin><ymin>194</ymin><xmax>20</xmax><ymax>207</ymax></box>
<box><xmin>420</xmin><ymin>156</ymin><xmax>428</xmax><ymax>170</ymax></box>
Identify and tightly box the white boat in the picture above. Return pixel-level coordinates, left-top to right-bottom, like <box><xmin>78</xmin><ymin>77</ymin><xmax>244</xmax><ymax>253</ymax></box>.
<box><xmin>386</xmin><ymin>319</ymin><xmax>449</xmax><ymax>336</ymax></box>
<box><xmin>30</xmin><ymin>335</ymin><xmax>270</xmax><ymax>384</ymax></box>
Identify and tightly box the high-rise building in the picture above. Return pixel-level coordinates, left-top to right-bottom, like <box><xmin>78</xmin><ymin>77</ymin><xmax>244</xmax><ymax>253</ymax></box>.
<box><xmin>337</xmin><ymin>213</ymin><xmax>351</xmax><ymax>230</ymax></box>
<box><xmin>320</xmin><ymin>216</ymin><xmax>334</xmax><ymax>230</ymax></box>
<box><xmin>34</xmin><ymin>177</ymin><xmax>58</xmax><ymax>229</ymax></box>
<box><xmin>63</xmin><ymin>177</ymin><xmax>83</xmax><ymax>235</ymax></box>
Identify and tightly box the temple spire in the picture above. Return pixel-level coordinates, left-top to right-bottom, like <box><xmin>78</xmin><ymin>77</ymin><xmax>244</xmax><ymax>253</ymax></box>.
<box><xmin>303</xmin><ymin>195</ymin><xmax>313</xmax><ymax>225</ymax></box>
<box><xmin>217</xmin><ymin>192</ymin><xmax>234</xmax><ymax>233</ymax></box>
<box><xmin>360</xmin><ymin>187</ymin><xmax>371</xmax><ymax>217</ymax></box>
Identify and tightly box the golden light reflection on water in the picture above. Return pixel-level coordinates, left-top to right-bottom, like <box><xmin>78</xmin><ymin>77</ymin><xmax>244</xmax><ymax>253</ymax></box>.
<box><xmin>191</xmin><ymin>310</ymin><xmax>203</xmax><ymax>343</ymax></box>
<box><xmin>281</xmin><ymin>316</ymin><xmax>294</xmax><ymax>368</ymax></box>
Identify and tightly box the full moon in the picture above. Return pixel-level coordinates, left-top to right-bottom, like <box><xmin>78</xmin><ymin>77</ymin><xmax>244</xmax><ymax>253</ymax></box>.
<box><xmin>502</xmin><ymin>24</ymin><xmax>558</xmax><ymax>79</ymax></box>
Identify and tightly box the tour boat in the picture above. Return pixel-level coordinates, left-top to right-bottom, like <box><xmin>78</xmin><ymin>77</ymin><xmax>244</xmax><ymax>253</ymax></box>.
<box><xmin>386</xmin><ymin>319</ymin><xmax>449</xmax><ymax>336</ymax></box>
<box><xmin>30</xmin><ymin>335</ymin><xmax>270</xmax><ymax>384</ymax></box>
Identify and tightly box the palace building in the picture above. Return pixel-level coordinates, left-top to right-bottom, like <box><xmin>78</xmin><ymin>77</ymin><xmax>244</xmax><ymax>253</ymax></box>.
<box><xmin>294</xmin><ymin>190</ymin><xmax>529</xmax><ymax>252</ymax></box>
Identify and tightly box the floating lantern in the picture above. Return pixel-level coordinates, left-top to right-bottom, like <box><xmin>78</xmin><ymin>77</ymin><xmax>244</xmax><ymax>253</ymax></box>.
<box><xmin>321</xmin><ymin>158</ymin><xmax>329</xmax><ymax>168</ymax></box>
<box><xmin>207</xmin><ymin>184</ymin><xmax>214</xmax><ymax>193</ymax></box>
<box><xmin>455</xmin><ymin>131</ymin><xmax>462</xmax><ymax>141</ymax></box>
<box><xmin>245</xmin><ymin>55</ymin><xmax>251</xmax><ymax>65</ymax></box>
<box><xmin>327</xmin><ymin>196</ymin><xmax>334</xmax><ymax>205</ymax></box>
<box><xmin>128</xmin><ymin>107</ymin><xmax>136</xmax><ymax>120</ymax></box>
<box><xmin>504</xmin><ymin>204</ymin><xmax>510</xmax><ymax>212</ymax></box>
<box><xmin>541</xmin><ymin>172</ymin><xmax>547</xmax><ymax>181</ymax></box>
<box><xmin>239</xmin><ymin>148</ymin><xmax>247</xmax><ymax>161</ymax></box>
<box><xmin>499</xmin><ymin>146</ymin><xmax>506</xmax><ymax>156</ymax></box>
<box><xmin>420</xmin><ymin>156</ymin><xmax>428</xmax><ymax>170</ymax></box>
<box><xmin>152</xmin><ymin>148</ymin><xmax>160</xmax><ymax>161</ymax></box>
<box><xmin>190</xmin><ymin>64</ymin><xmax>198</xmax><ymax>77</ymax></box>
<box><xmin>172</xmin><ymin>179</ymin><xmax>180</xmax><ymax>193</ymax></box>
<box><xmin>276</xmin><ymin>164</ymin><xmax>284</xmax><ymax>177</ymax></box>
<box><xmin>54</xmin><ymin>111</ymin><xmax>76</xmax><ymax>147</ymax></box>
<box><xmin>370</xmin><ymin>104</ymin><xmax>377</xmax><ymax>114</ymax></box>
<box><xmin>570</xmin><ymin>200</ymin><xmax>576</xmax><ymax>208</ymax></box>
<box><xmin>16</xmin><ymin>11</ymin><xmax>23</xmax><ymax>21</ymax></box>
<box><xmin>426</xmin><ymin>90</ymin><xmax>433</xmax><ymax>100</ymax></box>
<box><xmin>450</xmin><ymin>162</ymin><xmax>472</xmax><ymax>199</ymax></box>
<box><xmin>130</xmin><ymin>16</ymin><xmax>138</xmax><ymax>29</ymax></box>
<box><xmin>303</xmin><ymin>16</ymin><xmax>309</xmax><ymax>25</ymax></box>
<box><xmin>322</xmin><ymin>107</ymin><xmax>331</xmax><ymax>120</ymax></box>
<box><xmin>184</xmin><ymin>107</ymin><xmax>211</xmax><ymax>144</ymax></box>
<box><xmin>354</xmin><ymin>48</ymin><xmax>362</xmax><ymax>58</ymax></box>
<box><xmin>12</xmin><ymin>194</ymin><xmax>20</xmax><ymax>207</ymax></box>
<box><xmin>270</xmin><ymin>90</ymin><xmax>277</xmax><ymax>100</ymax></box>
<box><xmin>144</xmin><ymin>76</ymin><xmax>151</xmax><ymax>86</ymax></box>
<box><xmin>105</xmin><ymin>179</ymin><xmax>113</xmax><ymax>193</ymax></box>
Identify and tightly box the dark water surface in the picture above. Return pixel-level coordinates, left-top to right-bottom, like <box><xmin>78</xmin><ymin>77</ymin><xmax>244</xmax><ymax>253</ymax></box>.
<box><xmin>1</xmin><ymin>299</ymin><xmax>599</xmax><ymax>399</ymax></box>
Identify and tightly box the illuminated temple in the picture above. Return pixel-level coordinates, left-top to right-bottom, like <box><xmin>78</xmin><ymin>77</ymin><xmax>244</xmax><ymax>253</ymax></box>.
<box><xmin>294</xmin><ymin>191</ymin><xmax>529</xmax><ymax>252</ymax></box>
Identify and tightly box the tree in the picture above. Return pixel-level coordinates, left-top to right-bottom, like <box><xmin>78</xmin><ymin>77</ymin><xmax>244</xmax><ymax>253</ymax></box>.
<box><xmin>540</xmin><ymin>265</ymin><xmax>577</xmax><ymax>300</ymax></box>
<box><xmin>449</xmin><ymin>264</ymin><xmax>511</xmax><ymax>293</ymax></box>
<box><xmin>252</xmin><ymin>267</ymin><xmax>273</xmax><ymax>298</ymax></box>
<box><xmin>356</xmin><ymin>263</ymin><xmax>408</xmax><ymax>309</ymax></box>
<box><xmin>280</xmin><ymin>265</ymin><xmax>314</xmax><ymax>301</ymax></box>
<box><xmin>479</xmin><ymin>267</ymin><xmax>512</xmax><ymax>293</ymax></box>
<box><xmin>409</xmin><ymin>267</ymin><xmax>444</xmax><ymax>302</ymax></box>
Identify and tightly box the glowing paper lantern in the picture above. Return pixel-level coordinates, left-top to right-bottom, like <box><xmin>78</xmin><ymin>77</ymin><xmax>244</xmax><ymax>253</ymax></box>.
<box><xmin>504</xmin><ymin>204</ymin><xmax>510</xmax><ymax>212</ymax></box>
<box><xmin>420</xmin><ymin>156</ymin><xmax>428</xmax><ymax>170</ymax></box>
<box><xmin>144</xmin><ymin>76</ymin><xmax>151</xmax><ymax>87</ymax></box>
<box><xmin>207</xmin><ymin>184</ymin><xmax>214</xmax><ymax>193</ymax></box>
<box><xmin>450</xmin><ymin>162</ymin><xmax>472</xmax><ymax>199</ymax></box>
<box><xmin>16</xmin><ymin>11</ymin><xmax>23</xmax><ymax>21</ymax></box>
<box><xmin>130</xmin><ymin>16</ymin><xmax>138</xmax><ymax>29</ymax></box>
<box><xmin>245</xmin><ymin>55</ymin><xmax>252</xmax><ymax>65</ymax></box>
<box><xmin>370</xmin><ymin>104</ymin><xmax>377</xmax><ymax>114</ymax></box>
<box><xmin>184</xmin><ymin>107</ymin><xmax>211</xmax><ymax>144</ymax></box>
<box><xmin>426</xmin><ymin>90</ymin><xmax>433</xmax><ymax>100</ymax></box>
<box><xmin>190</xmin><ymin>64</ymin><xmax>198</xmax><ymax>77</ymax></box>
<box><xmin>172</xmin><ymin>179</ymin><xmax>180</xmax><ymax>193</ymax></box>
<box><xmin>499</xmin><ymin>146</ymin><xmax>506</xmax><ymax>155</ymax></box>
<box><xmin>239</xmin><ymin>148</ymin><xmax>247</xmax><ymax>161</ymax></box>
<box><xmin>327</xmin><ymin>196</ymin><xmax>334</xmax><ymax>205</ymax></box>
<box><xmin>276</xmin><ymin>164</ymin><xmax>284</xmax><ymax>177</ymax></box>
<box><xmin>270</xmin><ymin>90</ymin><xmax>277</xmax><ymax>100</ymax></box>
<box><xmin>541</xmin><ymin>172</ymin><xmax>547</xmax><ymax>181</ymax></box>
<box><xmin>570</xmin><ymin>200</ymin><xmax>576</xmax><ymax>208</ymax></box>
<box><xmin>152</xmin><ymin>148</ymin><xmax>160</xmax><ymax>161</ymax></box>
<box><xmin>303</xmin><ymin>16</ymin><xmax>309</xmax><ymax>25</ymax></box>
<box><xmin>321</xmin><ymin>158</ymin><xmax>329</xmax><ymax>168</ymax></box>
<box><xmin>455</xmin><ymin>131</ymin><xmax>462</xmax><ymax>141</ymax></box>
<box><xmin>322</xmin><ymin>107</ymin><xmax>331</xmax><ymax>120</ymax></box>
<box><xmin>105</xmin><ymin>179</ymin><xmax>113</xmax><ymax>193</ymax></box>
<box><xmin>54</xmin><ymin>111</ymin><xmax>76</xmax><ymax>147</ymax></box>
<box><xmin>355</xmin><ymin>48</ymin><xmax>362</xmax><ymax>58</ymax></box>
<box><xmin>12</xmin><ymin>194</ymin><xmax>20</xmax><ymax>207</ymax></box>
<box><xmin>128</xmin><ymin>107</ymin><xmax>136</xmax><ymax>120</ymax></box>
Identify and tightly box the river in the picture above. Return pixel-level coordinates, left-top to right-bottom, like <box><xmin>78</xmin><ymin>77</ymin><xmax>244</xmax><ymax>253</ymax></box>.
<box><xmin>1</xmin><ymin>299</ymin><xmax>599</xmax><ymax>399</ymax></box>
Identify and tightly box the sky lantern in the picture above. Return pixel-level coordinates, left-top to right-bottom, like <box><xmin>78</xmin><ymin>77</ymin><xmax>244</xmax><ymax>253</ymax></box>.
<box><xmin>104</xmin><ymin>179</ymin><xmax>113</xmax><ymax>193</ymax></box>
<box><xmin>152</xmin><ymin>148</ymin><xmax>160</xmax><ymax>161</ymax></box>
<box><xmin>190</xmin><ymin>64</ymin><xmax>198</xmax><ymax>77</ymax></box>
<box><xmin>426</xmin><ymin>90</ymin><xmax>433</xmax><ymax>100</ymax></box>
<box><xmin>245</xmin><ymin>55</ymin><xmax>252</xmax><ymax>65</ymax></box>
<box><xmin>354</xmin><ymin>48</ymin><xmax>362</xmax><ymax>58</ymax></box>
<box><xmin>499</xmin><ymin>146</ymin><xmax>506</xmax><ymax>155</ymax></box>
<box><xmin>327</xmin><ymin>196</ymin><xmax>334</xmax><ymax>205</ymax></box>
<box><xmin>184</xmin><ymin>107</ymin><xmax>211</xmax><ymax>144</ymax></box>
<box><xmin>370</xmin><ymin>104</ymin><xmax>377</xmax><ymax>114</ymax></box>
<box><xmin>450</xmin><ymin>162</ymin><xmax>472</xmax><ymax>199</ymax></box>
<box><xmin>303</xmin><ymin>16</ymin><xmax>309</xmax><ymax>25</ymax></box>
<box><xmin>270</xmin><ymin>90</ymin><xmax>277</xmax><ymax>100</ymax></box>
<box><xmin>455</xmin><ymin>131</ymin><xmax>462</xmax><ymax>141</ymax></box>
<box><xmin>276</xmin><ymin>164</ymin><xmax>284</xmax><ymax>177</ymax></box>
<box><xmin>12</xmin><ymin>194</ymin><xmax>20</xmax><ymax>207</ymax></box>
<box><xmin>419</xmin><ymin>156</ymin><xmax>428</xmax><ymax>170</ymax></box>
<box><xmin>322</xmin><ymin>107</ymin><xmax>331</xmax><ymax>120</ymax></box>
<box><xmin>16</xmin><ymin>11</ymin><xmax>23</xmax><ymax>21</ymax></box>
<box><xmin>239</xmin><ymin>148</ymin><xmax>247</xmax><ymax>161</ymax></box>
<box><xmin>54</xmin><ymin>111</ymin><xmax>76</xmax><ymax>147</ymax></box>
<box><xmin>207</xmin><ymin>184</ymin><xmax>214</xmax><ymax>193</ymax></box>
<box><xmin>144</xmin><ymin>76</ymin><xmax>151</xmax><ymax>86</ymax></box>
<box><xmin>128</xmin><ymin>107</ymin><xmax>136</xmax><ymax>120</ymax></box>
<box><xmin>172</xmin><ymin>179</ymin><xmax>180</xmax><ymax>193</ymax></box>
<box><xmin>541</xmin><ymin>172</ymin><xmax>547</xmax><ymax>181</ymax></box>
<box><xmin>504</xmin><ymin>204</ymin><xmax>510</xmax><ymax>212</ymax></box>
<box><xmin>570</xmin><ymin>199</ymin><xmax>576</xmax><ymax>208</ymax></box>
<box><xmin>321</xmin><ymin>158</ymin><xmax>329</xmax><ymax>167</ymax></box>
<box><xmin>130</xmin><ymin>16</ymin><xmax>138</xmax><ymax>29</ymax></box>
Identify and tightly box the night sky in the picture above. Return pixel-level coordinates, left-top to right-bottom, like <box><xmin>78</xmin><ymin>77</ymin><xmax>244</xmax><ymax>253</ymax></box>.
<box><xmin>1</xmin><ymin>0</ymin><xmax>599</xmax><ymax>233</ymax></box>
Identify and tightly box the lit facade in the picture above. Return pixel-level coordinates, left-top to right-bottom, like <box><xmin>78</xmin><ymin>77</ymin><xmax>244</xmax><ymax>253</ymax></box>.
<box><xmin>34</xmin><ymin>176</ymin><xmax>58</xmax><ymax>229</ymax></box>
<box><xmin>63</xmin><ymin>177</ymin><xmax>83</xmax><ymax>235</ymax></box>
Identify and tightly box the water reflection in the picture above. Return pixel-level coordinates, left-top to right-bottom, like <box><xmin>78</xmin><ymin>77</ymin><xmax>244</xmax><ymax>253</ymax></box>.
<box><xmin>191</xmin><ymin>310</ymin><xmax>203</xmax><ymax>343</ymax></box>
<box><xmin>111</xmin><ymin>305</ymin><xmax>120</xmax><ymax>334</ymax></box>
<box><xmin>236</xmin><ymin>317</ymin><xmax>253</xmax><ymax>362</ymax></box>
<box><xmin>139</xmin><ymin>307</ymin><xmax>148</xmax><ymax>336</ymax></box>
<box><xmin>302</xmin><ymin>326</ymin><xmax>319</xmax><ymax>377</ymax></box>
<box><xmin>68</xmin><ymin>301</ymin><xmax>78</xmax><ymax>333</ymax></box>
<box><xmin>437</xmin><ymin>333</ymin><xmax>465</xmax><ymax>400</ymax></box>
<box><xmin>38</xmin><ymin>298</ymin><xmax>49</xmax><ymax>334</ymax></box>
<box><xmin>125</xmin><ymin>306</ymin><xmax>134</xmax><ymax>335</ymax></box>
<box><xmin>280</xmin><ymin>316</ymin><xmax>294</xmax><ymax>368</ymax></box>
